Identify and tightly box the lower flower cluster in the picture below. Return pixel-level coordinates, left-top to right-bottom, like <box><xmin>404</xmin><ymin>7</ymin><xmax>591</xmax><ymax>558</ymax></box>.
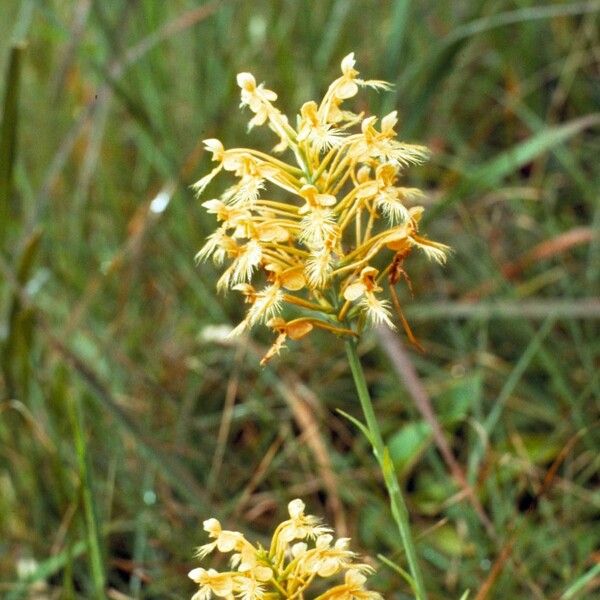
<box><xmin>188</xmin><ymin>499</ymin><xmax>383</xmax><ymax>600</ymax></box>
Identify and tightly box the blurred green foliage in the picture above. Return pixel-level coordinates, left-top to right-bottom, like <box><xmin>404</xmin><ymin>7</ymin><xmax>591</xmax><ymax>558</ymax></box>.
<box><xmin>1</xmin><ymin>1</ymin><xmax>599</xmax><ymax>598</ymax></box>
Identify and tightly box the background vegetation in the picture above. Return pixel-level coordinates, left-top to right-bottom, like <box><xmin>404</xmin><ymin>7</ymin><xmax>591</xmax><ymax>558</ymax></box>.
<box><xmin>1</xmin><ymin>0</ymin><xmax>599</xmax><ymax>598</ymax></box>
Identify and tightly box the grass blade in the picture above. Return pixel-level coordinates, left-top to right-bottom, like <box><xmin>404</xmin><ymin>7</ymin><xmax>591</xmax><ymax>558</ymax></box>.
<box><xmin>5</xmin><ymin>541</ymin><xmax>87</xmax><ymax>600</ymax></box>
<box><xmin>427</xmin><ymin>113</ymin><xmax>600</xmax><ymax>222</ymax></box>
<box><xmin>465</xmin><ymin>114</ymin><xmax>600</xmax><ymax>190</ymax></box>
<box><xmin>0</xmin><ymin>44</ymin><xmax>24</xmax><ymax>241</ymax></box>
<box><xmin>0</xmin><ymin>227</ymin><xmax>42</xmax><ymax>398</ymax></box>
<box><xmin>67</xmin><ymin>389</ymin><xmax>106</xmax><ymax>598</ymax></box>
<box><xmin>560</xmin><ymin>562</ymin><xmax>600</xmax><ymax>599</ymax></box>
<box><xmin>383</xmin><ymin>0</ymin><xmax>411</xmax><ymax>81</ymax></box>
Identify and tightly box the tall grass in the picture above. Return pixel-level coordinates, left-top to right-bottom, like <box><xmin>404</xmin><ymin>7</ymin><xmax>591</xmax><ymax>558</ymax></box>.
<box><xmin>1</xmin><ymin>1</ymin><xmax>598</xmax><ymax>598</ymax></box>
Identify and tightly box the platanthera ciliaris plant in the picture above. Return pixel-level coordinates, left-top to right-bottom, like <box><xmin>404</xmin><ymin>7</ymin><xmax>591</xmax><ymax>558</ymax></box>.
<box><xmin>188</xmin><ymin>499</ymin><xmax>382</xmax><ymax>600</ymax></box>
<box><xmin>193</xmin><ymin>53</ymin><xmax>449</xmax><ymax>599</ymax></box>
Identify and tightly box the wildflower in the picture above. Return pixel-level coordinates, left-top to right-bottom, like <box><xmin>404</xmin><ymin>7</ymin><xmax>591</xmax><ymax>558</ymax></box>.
<box><xmin>301</xmin><ymin>534</ymin><xmax>356</xmax><ymax>577</ymax></box>
<box><xmin>260</xmin><ymin>317</ymin><xmax>314</xmax><ymax>365</ymax></box>
<box><xmin>196</xmin><ymin>518</ymin><xmax>245</xmax><ymax>558</ymax></box>
<box><xmin>349</xmin><ymin>113</ymin><xmax>429</xmax><ymax>166</ymax></box>
<box><xmin>194</xmin><ymin>52</ymin><xmax>449</xmax><ymax>362</ymax></box>
<box><xmin>343</xmin><ymin>267</ymin><xmax>394</xmax><ymax>329</ymax></box>
<box><xmin>188</xmin><ymin>499</ymin><xmax>382</xmax><ymax>600</ymax></box>
<box><xmin>318</xmin><ymin>569</ymin><xmax>384</xmax><ymax>600</ymax></box>
<box><xmin>356</xmin><ymin>162</ymin><xmax>423</xmax><ymax>224</ymax></box>
<box><xmin>298</xmin><ymin>185</ymin><xmax>339</xmax><ymax>248</ymax></box>
<box><xmin>188</xmin><ymin>568</ymin><xmax>234</xmax><ymax>600</ymax></box>
<box><xmin>232</xmin><ymin>284</ymin><xmax>283</xmax><ymax>331</ymax></box>
<box><xmin>237</xmin><ymin>72</ymin><xmax>278</xmax><ymax>129</ymax></box>
<box><xmin>334</xmin><ymin>52</ymin><xmax>360</xmax><ymax>99</ymax></box>
<box><xmin>297</xmin><ymin>101</ymin><xmax>345</xmax><ymax>151</ymax></box>
<box><xmin>277</xmin><ymin>498</ymin><xmax>332</xmax><ymax>544</ymax></box>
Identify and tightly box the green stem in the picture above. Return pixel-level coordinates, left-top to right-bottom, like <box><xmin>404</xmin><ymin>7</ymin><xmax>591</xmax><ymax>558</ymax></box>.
<box><xmin>344</xmin><ymin>338</ymin><xmax>428</xmax><ymax>600</ymax></box>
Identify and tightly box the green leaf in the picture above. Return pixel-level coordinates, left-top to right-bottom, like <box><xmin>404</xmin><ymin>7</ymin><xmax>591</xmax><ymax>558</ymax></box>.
<box><xmin>429</xmin><ymin>523</ymin><xmax>476</xmax><ymax>557</ymax></box>
<box><xmin>435</xmin><ymin>373</ymin><xmax>482</xmax><ymax>426</ymax></box>
<box><xmin>378</xmin><ymin>553</ymin><xmax>416</xmax><ymax>589</ymax></box>
<box><xmin>387</xmin><ymin>420</ymin><xmax>432</xmax><ymax>476</ymax></box>
<box><xmin>335</xmin><ymin>408</ymin><xmax>374</xmax><ymax>447</ymax></box>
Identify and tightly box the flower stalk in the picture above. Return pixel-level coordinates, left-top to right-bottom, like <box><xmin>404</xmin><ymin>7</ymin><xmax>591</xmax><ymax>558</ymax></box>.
<box><xmin>345</xmin><ymin>338</ymin><xmax>427</xmax><ymax>600</ymax></box>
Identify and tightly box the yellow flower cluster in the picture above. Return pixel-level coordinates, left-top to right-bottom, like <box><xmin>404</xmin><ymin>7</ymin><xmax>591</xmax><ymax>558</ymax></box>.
<box><xmin>188</xmin><ymin>499</ymin><xmax>382</xmax><ymax>600</ymax></box>
<box><xmin>194</xmin><ymin>53</ymin><xmax>449</xmax><ymax>363</ymax></box>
